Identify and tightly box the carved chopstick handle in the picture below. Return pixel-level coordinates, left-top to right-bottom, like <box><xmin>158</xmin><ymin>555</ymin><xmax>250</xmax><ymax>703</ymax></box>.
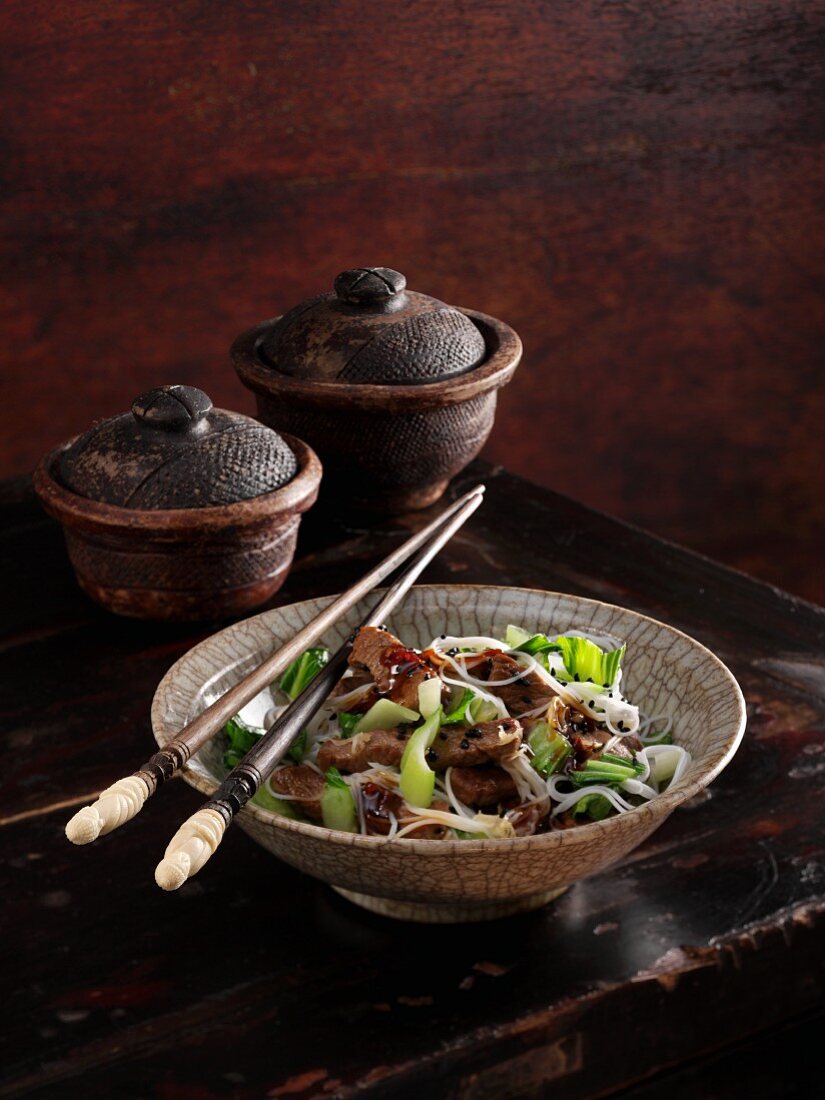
<box><xmin>154</xmin><ymin>808</ymin><xmax>227</xmax><ymax>891</ymax></box>
<box><xmin>154</xmin><ymin>764</ymin><xmax>260</xmax><ymax>891</ymax></box>
<box><xmin>65</xmin><ymin>743</ymin><xmax>188</xmax><ymax>844</ymax></box>
<box><xmin>65</xmin><ymin>776</ymin><xmax>150</xmax><ymax>844</ymax></box>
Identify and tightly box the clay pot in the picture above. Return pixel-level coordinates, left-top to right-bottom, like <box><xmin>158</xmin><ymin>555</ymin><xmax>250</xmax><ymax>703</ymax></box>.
<box><xmin>33</xmin><ymin>386</ymin><xmax>322</xmax><ymax>620</ymax></box>
<box><xmin>231</xmin><ymin>267</ymin><xmax>521</xmax><ymax>513</ymax></box>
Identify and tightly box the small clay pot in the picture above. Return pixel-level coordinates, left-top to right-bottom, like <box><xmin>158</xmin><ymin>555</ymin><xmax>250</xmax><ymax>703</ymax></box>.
<box><xmin>33</xmin><ymin>386</ymin><xmax>322</xmax><ymax>621</ymax></box>
<box><xmin>231</xmin><ymin>268</ymin><xmax>521</xmax><ymax>513</ymax></box>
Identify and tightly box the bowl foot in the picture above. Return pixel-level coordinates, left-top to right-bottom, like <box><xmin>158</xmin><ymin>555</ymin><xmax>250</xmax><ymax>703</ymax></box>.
<box><xmin>331</xmin><ymin>886</ymin><xmax>567</xmax><ymax>923</ymax></box>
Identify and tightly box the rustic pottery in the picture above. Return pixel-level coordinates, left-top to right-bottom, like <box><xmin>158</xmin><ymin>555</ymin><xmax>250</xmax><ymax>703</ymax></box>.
<box><xmin>231</xmin><ymin>267</ymin><xmax>522</xmax><ymax>512</ymax></box>
<box><xmin>152</xmin><ymin>584</ymin><xmax>746</xmax><ymax>923</ymax></box>
<box><xmin>34</xmin><ymin>385</ymin><xmax>322</xmax><ymax>621</ymax></box>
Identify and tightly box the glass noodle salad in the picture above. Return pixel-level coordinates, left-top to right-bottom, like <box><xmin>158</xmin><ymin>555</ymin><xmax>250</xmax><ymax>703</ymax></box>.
<box><xmin>222</xmin><ymin>623</ymin><xmax>691</xmax><ymax>839</ymax></box>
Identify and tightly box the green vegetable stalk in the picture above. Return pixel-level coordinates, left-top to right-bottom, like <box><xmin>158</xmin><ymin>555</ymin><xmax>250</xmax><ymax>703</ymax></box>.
<box><xmin>504</xmin><ymin>624</ymin><xmax>532</xmax><ymax>648</ymax></box>
<box><xmin>553</xmin><ymin>635</ymin><xmax>625</xmax><ymax>686</ymax></box>
<box><xmin>568</xmin><ymin>755</ymin><xmax>644</xmax><ymax>787</ymax></box>
<box><xmin>223</xmin><ymin>715</ymin><xmax>263</xmax><ymax>770</ymax></box>
<box><xmin>505</xmin><ymin>625</ymin><xmax>626</xmax><ymax>685</ymax></box>
<box><xmin>572</xmin><ymin>793</ymin><xmax>612</xmax><ymax>821</ymax></box>
<box><xmin>321</xmin><ymin>767</ymin><xmax>357</xmax><ymax>832</ymax></box>
<box><xmin>399</xmin><ymin>707</ymin><xmax>443</xmax><ymax>808</ymax></box>
<box><xmin>442</xmin><ymin>689</ymin><xmax>499</xmax><ymax>726</ymax></box>
<box><xmin>252</xmin><ymin>782</ymin><xmax>298</xmax><ymax>818</ymax></box>
<box><xmin>279</xmin><ymin>646</ymin><xmax>330</xmax><ymax>700</ymax></box>
<box><xmin>354</xmin><ymin>698</ymin><xmax>419</xmax><ymax>733</ymax></box>
<box><xmin>224</xmin><ymin>713</ymin><xmax>306</xmax><ymax>767</ymax></box>
<box><xmin>528</xmin><ymin>720</ymin><xmax>571</xmax><ymax>777</ymax></box>
<box><xmin>338</xmin><ymin>712</ymin><xmax>361</xmax><ymax>738</ymax></box>
<box><xmin>443</xmin><ymin>688</ymin><xmax>474</xmax><ymax>724</ymax></box>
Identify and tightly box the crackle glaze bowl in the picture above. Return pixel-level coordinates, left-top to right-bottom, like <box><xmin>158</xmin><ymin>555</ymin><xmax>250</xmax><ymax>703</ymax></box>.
<box><xmin>151</xmin><ymin>585</ymin><xmax>746</xmax><ymax>922</ymax></box>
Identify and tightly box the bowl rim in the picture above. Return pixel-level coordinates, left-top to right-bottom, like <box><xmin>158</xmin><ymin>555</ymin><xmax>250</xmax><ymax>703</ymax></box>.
<box><xmin>230</xmin><ymin>308</ymin><xmax>523</xmax><ymax>413</ymax></box>
<box><xmin>152</xmin><ymin>584</ymin><xmax>747</xmax><ymax>853</ymax></box>
<box><xmin>33</xmin><ymin>430</ymin><xmax>322</xmax><ymax>534</ymax></box>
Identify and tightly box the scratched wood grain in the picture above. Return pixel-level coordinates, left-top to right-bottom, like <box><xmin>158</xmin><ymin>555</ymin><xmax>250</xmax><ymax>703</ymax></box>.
<box><xmin>0</xmin><ymin>1</ymin><xmax>823</xmax><ymax>602</ymax></box>
<box><xmin>1</xmin><ymin>463</ymin><xmax>822</xmax><ymax>1098</ymax></box>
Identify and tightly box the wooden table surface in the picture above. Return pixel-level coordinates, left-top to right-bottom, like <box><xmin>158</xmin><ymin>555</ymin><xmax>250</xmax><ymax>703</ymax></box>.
<box><xmin>1</xmin><ymin>462</ymin><xmax>822</xmax><ymax>1100</ymax></box>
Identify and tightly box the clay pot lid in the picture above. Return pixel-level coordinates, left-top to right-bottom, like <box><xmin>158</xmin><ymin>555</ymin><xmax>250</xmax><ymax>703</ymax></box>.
<box><xmin>57</xmin><ymin>385</ymin><xmax>298</xmax><ymax>509</ymax></box>
<box><xmin>258</xmin><ymin>267</ymin><xmax>487</xmax><ymax>384</ymax></box>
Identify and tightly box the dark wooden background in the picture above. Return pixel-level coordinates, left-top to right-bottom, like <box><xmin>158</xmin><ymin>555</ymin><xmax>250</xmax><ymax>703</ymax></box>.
<box><xmin>1</xmin><ymin>1</ymin><xmax>823</xmax><ymax>601</ymax></box>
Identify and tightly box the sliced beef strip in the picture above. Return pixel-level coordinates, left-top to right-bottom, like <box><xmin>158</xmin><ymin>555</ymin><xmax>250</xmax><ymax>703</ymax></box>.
<box><xmin>269</xmin><ymin>764</ymin><xmax>325</xmax><ymax>820</ymax></box>
<box><xmin>478</xmin><ymin>651</ymin><xmax>556</xmax><ymax>715</ymax></box>
<box><xmin>317</xmin><ymin>728</ymin><xmax>406</xmax><ymax>773</ymax></box>
<box><xmin>449</xmin><ymin>765</ymin><xmax>517</xmax><ymax>808</ymax></box>
<box><xmin>328</xmin><ymin>667</ymin><xmax>379</xmax><ymax>714</ymax></box>
<box><xmin>317</xmin><ymin>717</ymin><xmax>522</xmax><ymax>774</ymax></box>
<box><xmin>348</xmin><ymin>626</ymin><xmax>442</xmax><ymax>712</ymax></box>
<box><xmin>546</xmin><ymin>697</ymin><xmax>640</xmax><ymax>767</ymax></box>
<box><xmin>422</xmin><ymin>717</ymin><xmax>523</xmax><ymax>769</ymax></box>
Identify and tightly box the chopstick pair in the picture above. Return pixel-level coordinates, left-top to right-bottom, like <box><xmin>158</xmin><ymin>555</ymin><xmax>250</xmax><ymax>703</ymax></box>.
<box><xmin>66</xmin><ymin>485</ymin><xmax>486</xmax><ymax>882</ymax></box>
<box><xmin>153</xmin><ymin>485</ymin><xmax>484</xmax><ymax>889</ymax></box>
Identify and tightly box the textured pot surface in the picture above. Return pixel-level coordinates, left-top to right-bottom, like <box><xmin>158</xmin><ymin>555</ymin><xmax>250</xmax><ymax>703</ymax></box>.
<box><xmin>34</xmin><ymin>432</ymin><xmax>322</xmax><ymax>621</ymax></box>
<box><xmin>233</xmin><ymin>306</ymin><xmax>521</xmax><ymax>512</ymax></box>
<box><xmin>258</xmin><ymin>266</ymin><xmax>486</xmax><ymax>384</ymax></box>
<box><xmin>58</xmin><ymin>384</ymin><xmax>298</xmax><ymax>508</ymax></box>
<box><xmin>152</xmin><ymin>585</ymin><xmax>746</xmax><ymax>921</ymax></box>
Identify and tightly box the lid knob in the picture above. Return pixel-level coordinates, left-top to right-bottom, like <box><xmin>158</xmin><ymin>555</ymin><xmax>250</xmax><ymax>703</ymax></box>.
<box><xmin>334</xmin><ymin>267</ymin><xmax>406</xmax><ymax>306</ymax></box>
<box><xmin>131</xmin><ymin>386</ymin><xmax>213</xmax><ymax>433</ymax></box>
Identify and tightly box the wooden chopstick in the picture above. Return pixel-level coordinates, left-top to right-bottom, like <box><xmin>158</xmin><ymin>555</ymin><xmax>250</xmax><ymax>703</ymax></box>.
<box><xmin>154</xmin><ymin>487</ymin><xmax>485</xmax><ymax>890</ymax></box>
<box><xmin>65</xmin><ymin>484</ymin><xmax>485</xmax><ymax>845</ymax></box>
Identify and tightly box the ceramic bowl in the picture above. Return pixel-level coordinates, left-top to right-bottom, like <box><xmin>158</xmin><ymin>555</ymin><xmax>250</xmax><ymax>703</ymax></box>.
<box><xmin>152</xmin><ymin>585</ymin><xmax>746</xmax><ymax>922</ymax></box>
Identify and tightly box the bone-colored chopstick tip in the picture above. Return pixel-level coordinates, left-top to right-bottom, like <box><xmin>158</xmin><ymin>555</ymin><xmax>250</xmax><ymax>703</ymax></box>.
<box><xmin>155</xmin><ymin>807</ymin><xmax>226</xmax><ymax>891</ymax></box>
<box><xmin>65</xmin><ymin>776</ymin><xmax>150</xmax><ymax>844</ymax></box>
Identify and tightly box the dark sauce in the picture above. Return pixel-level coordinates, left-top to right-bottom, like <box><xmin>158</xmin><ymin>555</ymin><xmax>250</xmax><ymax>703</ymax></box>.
<box><xmin>381</xmin><ymin>644</ymin><xmax>424</xmax><ymax>680</ymax></box>
<box><xmin>362</xmin><ymin>782</ymin><xmax>404</xmax><ymax>836</ymax></box>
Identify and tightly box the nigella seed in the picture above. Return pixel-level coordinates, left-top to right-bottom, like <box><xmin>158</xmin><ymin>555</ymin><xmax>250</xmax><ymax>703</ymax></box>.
<box><xmin>447</xmin><ymin>647</ymin><xmax>459</xmax><ymax>657</ymax></box>
<box><xmin>426</xmin><ymin>748</ymin><xmax>438</xmax><ymax>763</ymax></box>
<box><xmin>617</xmin><ymin>722</ymin><xmax>626</xmax><ymax>732</ymax></box>
<box><xmin>439</xmin><ymin>731</ymin><xmax>448</xmax><ymax>740</ymax></box>
<box><xmin>466</xmin><ymin>728</ymin><xmax>482</xmax><ymax>739</ymax></box>
<box><xmin>459</xmin><ymin>738</ymin><xmax>470</xmax><ymax>750</ymax></box>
